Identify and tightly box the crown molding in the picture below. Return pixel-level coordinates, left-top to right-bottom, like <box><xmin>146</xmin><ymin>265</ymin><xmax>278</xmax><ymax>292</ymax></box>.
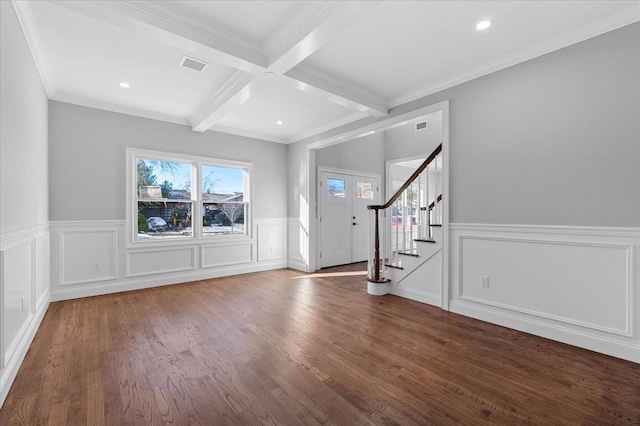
<box><xmin>51</xmin><ymin>93</ymin><xmax>190</xmax><ymax>127</ymax></box>
<box><xmin>390</xmin><ymin>5</ymin><xmax>640</xmax><ymax>108</ymax></box>
<box><xmin>50</xmin><ymin>0</ymin><xmax>266</xmax><ymax>74</ymax></box>
<box><xmin>207</xmin><ymin>125</ymin><xmax>287</xmax><ymax>145</ymax></box>
<box><xmin>117</xmin><ymin>0</ymin><xmax>265</xmax><ymax>64</ymax></box>
<box><xmin>285</xmin><ymin>64</ymin><xmax>389</xmax><ymax>117</ymax></box>
<box><xmin>11</xmin><ymin>0</ymin><xmax>56</xmax><ymax>98</ymax></box>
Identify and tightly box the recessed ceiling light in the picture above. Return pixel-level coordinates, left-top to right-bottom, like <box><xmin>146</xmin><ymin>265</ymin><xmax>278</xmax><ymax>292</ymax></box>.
<box><xmin>119</xmin><ymin>82</ymin><xmax>130</xmax><ymax>88</ymax></box>
<box><xmin>276</xmin><ymin>120</ymin><xmax>284</xmax><ymax>125</ymax></box>
<box><xmin>476</xmin><ymin>20</ymin><xmax>492</xmax><ymax>31</ymax></box>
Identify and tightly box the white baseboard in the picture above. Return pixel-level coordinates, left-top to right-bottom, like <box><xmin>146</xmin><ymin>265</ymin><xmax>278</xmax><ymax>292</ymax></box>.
<box><xmin>0</xmin><ymin>294</ymin><xmax>49</xmax><ymax>408</ymax></box>
<box><xmin>287</xmin><ymin>257</ymin><xmax>308</xmax><ymax>272</ymax></box>
<box><xmin>51</xmin><ymin>259</ymin><xmax>288</xmax><ymax>301</ymax></box>
<box><xmin>450</xmin><ymin>299</ymin><xmax>640</xmax><ymax>364</ymax></box>
<box><xmin>390</xmin><ymin>286</ymin><xmax>441</xmax><ymax>307</ymax></box>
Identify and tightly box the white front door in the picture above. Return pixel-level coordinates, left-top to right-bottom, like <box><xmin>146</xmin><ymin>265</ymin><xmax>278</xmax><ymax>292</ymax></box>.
<box><xmin>319</xmin><ymin>171</ymin><xmax>379</xmax><ymax>268</ymax></box>
<box><xmin>351</xmin><ymin>175</ymin><xmax>377</xmax><ymax>262</ymax></box>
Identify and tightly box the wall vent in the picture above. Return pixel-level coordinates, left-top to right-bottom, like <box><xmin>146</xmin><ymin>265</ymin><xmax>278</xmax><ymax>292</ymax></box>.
<box><xmin>415</xmin><ymin>121</ymin><xmax>428</xmax><ymax>131</ymax></box>
<box><xmin>179</xmin><ymin>56</ymin><xmax>208</xmax><ymax>72</ymax></box>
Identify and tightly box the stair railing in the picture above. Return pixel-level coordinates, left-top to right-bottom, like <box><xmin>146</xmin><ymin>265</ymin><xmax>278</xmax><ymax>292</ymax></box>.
<box><xmin>367</xmin><ymin>144</ymin><xmax>442</xmax><ymax>283</ymax></box>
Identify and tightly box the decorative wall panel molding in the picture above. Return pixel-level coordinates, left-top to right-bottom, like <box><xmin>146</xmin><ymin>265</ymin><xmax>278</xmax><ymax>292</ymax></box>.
<box><xmin>49</xmin><ymin>219</ymin><xmax>288</xmax><ymax>299</ymax></box>
<box><xmin>458</xmin><ymin>236</ymin><xmax>632</xmax><ymax>336</ymax></box>
<box><xmin>126</xmin><ymin>246</ymin><xmax>197</xmax><ymax>277</ymax></box>
<box><xmin>201</xmin><ymin>242</ymin><xmax>252</xmax><ymax>269</ymax></box>
<box><xmin>0</xmin><ymin>225</ymin><xmax>50</xmax><ymax>408</ymax></box>
<box><xmin>256</xmin><ymin>220</ymin><xmax>286</xmax><ymax>262</ymax></box>
<box><xmin>61</xmin><ymin>229</ymin><xmax>118</xmax><ymax>285</ymax></box>
<box><xmin>450</xmin><ymin>223</ymin><xmax>640</xmax><ymax>363</ymax></box>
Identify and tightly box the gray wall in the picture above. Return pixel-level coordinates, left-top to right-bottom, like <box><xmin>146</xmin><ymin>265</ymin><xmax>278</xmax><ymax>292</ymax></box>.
<box><xmin>402</xmin><ymin>22</ymin><xmax>640</xmax><ymax>227</ymax></box>
<box><xmin>49</xmin><ymin>102</ymin><xmax>288</xmax><ymax>220</ymax></box>
<box><xmin>384</xmin><ymin>112</ymin><xmax>442</xmax><ymax>162</ymax></box>
<box><xmin>1</xmin><ymin>2</ymin><xmax>49</xmax><ymax>231</ymax></box>
<box><xmin>316</xmin><ymin>132</ymin><xmax>385</xmax><ymax>177</ymax></box>
<box><xmin>290</xmin><ymin>22</ymin><xmax>640</xmax><ymax>227</ymax></box>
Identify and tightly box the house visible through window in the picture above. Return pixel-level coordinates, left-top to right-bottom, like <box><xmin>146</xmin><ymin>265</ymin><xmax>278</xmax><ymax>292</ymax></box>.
<box><xmin>201</xmin><ymin>165</ymin><xmax>246</xmax><ymax>237</ymax></box>
<box><xmin>132</xmin><ymin>150</ymin><xmax>249</xmax><ymax>242</ymax></box>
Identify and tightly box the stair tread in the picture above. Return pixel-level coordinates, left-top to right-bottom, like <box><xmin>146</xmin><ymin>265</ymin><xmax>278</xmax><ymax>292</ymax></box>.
<box><xmin>397</xmin><ymin>251</ymin><xmax>419</xmax><ymax>257</ymax></box>
<box><xmin>414</xmin><ymin>238</ymin><xmax>436</xmax><ymax>243</ymax></box>
<box><xmin>385</xmin><ymin>263</ymin><xmax>404</xmax><ymax>270</ymax></box>
<box><xmin>430</xmin><ymin>224</ymin><xmax>442</xmax><ymax>227</ymax></box>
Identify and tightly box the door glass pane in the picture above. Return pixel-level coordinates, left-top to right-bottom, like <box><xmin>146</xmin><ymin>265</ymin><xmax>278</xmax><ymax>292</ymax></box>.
<box><xmin>326</xmin><ymin>178</ymin><xmax>346</xmax><ymax>197</ymax></box>
<box><xmin>356</xmin><ymin>181</ymin><xmax>373</xmax><ymax>199</ymax></box>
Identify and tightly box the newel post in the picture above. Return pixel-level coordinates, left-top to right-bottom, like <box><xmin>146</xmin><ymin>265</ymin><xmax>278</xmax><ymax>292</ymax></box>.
<box><xmin>373</xmin><ymin>208</ymin><xmax>381</xmax><ymax>281</ymax></box>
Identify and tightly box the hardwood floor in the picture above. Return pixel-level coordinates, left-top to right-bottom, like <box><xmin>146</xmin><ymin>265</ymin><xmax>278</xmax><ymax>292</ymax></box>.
<box><xmin>1</xmin><ymin>264</ymin><xmax>639</xmax><ymax>425</ymax></box>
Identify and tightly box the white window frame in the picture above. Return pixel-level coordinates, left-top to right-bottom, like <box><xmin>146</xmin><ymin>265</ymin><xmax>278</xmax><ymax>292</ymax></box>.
<box><xmin>126</xmin><ymin>148</ymin><xmax>252</xmax><ymax>247</ymax></box>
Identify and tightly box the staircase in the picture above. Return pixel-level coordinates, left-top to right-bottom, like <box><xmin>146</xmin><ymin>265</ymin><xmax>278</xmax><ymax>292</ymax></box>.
<box><xmin>366</xmin><ymin>144</ymin><xmax>443</xmax><ymax>305</ymax></box>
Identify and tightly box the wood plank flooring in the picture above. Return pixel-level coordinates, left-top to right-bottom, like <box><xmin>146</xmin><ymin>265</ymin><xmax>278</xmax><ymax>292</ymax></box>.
<box><xmin>1</xmin><ymin>263</ymin><xmax>639</xmax><ymax>425</ymax></box>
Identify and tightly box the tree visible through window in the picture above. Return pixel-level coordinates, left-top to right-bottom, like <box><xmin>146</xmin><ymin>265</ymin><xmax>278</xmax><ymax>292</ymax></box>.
<box><xmin>131</xmin><ymin>150</ymin><xmax>249</xmax><ymax>241</ymax></box>
<box><xmin>201</xmin><ymin>164</ymin><xmax>246</xmax><ymax>236</ymax></box>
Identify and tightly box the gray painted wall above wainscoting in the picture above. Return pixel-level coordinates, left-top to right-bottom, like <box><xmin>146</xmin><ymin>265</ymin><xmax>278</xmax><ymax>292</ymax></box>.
<box><xmin>49</xmin><ymin>101</ymin><xmax>288</xmax><ymax>221</ymax></box>
<box><xmin>289</xmin><ymin>22</ymin><xmax>640</xmax><ymax>227</ymax></box>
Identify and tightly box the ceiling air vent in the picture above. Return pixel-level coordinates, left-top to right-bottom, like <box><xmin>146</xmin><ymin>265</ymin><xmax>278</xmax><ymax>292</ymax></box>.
<box><xmin>179</xmin><ymin>56</ymin><xmax>208</xmax><ymax>72</ymax></box>
<box><xmin>415</xmin><ymin>121</ymin><xmax>428</xmax><ymax>131</ymax></box>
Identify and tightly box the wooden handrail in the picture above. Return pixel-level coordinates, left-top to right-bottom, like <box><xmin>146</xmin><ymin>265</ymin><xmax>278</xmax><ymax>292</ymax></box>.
<box><xmin>367</xmin><ymin>143</ymin><xmax>442</xmax><ymax>211</ymax></box>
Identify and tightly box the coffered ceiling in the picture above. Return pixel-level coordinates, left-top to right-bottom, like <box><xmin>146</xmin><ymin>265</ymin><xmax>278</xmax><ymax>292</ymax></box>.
<box><xmin>12</xmin><ymin>0</ymin><xmax>640</xmax><ymax>143</ymax></box>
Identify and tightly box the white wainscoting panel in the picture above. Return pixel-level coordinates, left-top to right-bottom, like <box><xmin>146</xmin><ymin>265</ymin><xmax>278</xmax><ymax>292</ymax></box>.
<box><xmin>50</xmin><ymin>219</ymin><xmax>288</xmax><ymax>301</ymax></box>
<box><xmin>61</xmin><ymin>229</ymin><xmax>117</xmax><ymax>285</ymax></box>
<box><xmin>1</xmin><ymin>240</ymin><xmax>33</xmax><ymax>366</ymax></box>
<box><xmin>127</xmin><ymin>246</ymin><xmax>196</xmax><ymax>277</ymax></box>
<box><xmin>0</xmin><ymin>224</ymin><xmax>50</xmax><ymax>408</ymax></box>
<box><xmin>459</xmin><ymin>236</ymin><xmax>631</xmax><ymax>336</ymax></box>
<box><xmin>201</xmin><ymin>242</ymin><xmax>252</xmax><ymax>268</ymax></box>
<box><xmin>450</xmin><ymin>224</ymin><xmax>640</xmax><ymax>363</ymax></box>
<box><xmin>256</xmin><ymin>220</ymin><xmax>285</xmax><ymax>262</ymax></box>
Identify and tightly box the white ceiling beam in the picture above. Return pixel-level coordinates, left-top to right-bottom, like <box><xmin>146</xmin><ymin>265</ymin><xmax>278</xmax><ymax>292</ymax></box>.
<box><xmin>48</xmin><ymin>0</ymin><xmax>389</xmax><ymax>133</ymax></box>
<box><xmin>264</xmin><ymin>1</ymin><xmax>382</xmax><ymax>75</ymax></box>
<box><xmin>284</xmin><ymin>64</ymin><xmax>389</xmax><ymax>117</ymax></box>
<box><xmin>190</xmin><ymin>71</ymin><xmax>259</xmax><ymax>133</ymax></box>
<box><xmin>190</xmin><ymin>0</ymin><xmax>387</xmax><ymax>132</ymax></box>
<box><xmin>49</xmin><ymin>0</ymin><xmax>266</xmax><ymax>74</ymax></box>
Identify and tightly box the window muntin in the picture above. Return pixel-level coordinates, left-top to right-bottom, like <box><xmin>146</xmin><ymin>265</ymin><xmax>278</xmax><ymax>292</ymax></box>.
<box><xmin>131</xmin><ymin>151</ymin><xmax>250</xmax><ymax>242</ymax></box>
